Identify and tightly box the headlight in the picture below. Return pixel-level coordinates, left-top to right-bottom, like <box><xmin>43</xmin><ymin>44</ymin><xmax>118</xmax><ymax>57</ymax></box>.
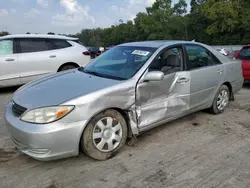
<box><xmin>20</xmin><ymin>106</ymin><xmax>74</xmax><ymax>124</ymax></box>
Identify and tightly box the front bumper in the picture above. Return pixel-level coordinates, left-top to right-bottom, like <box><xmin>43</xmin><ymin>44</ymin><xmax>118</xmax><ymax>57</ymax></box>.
<box><xmin>4</xmin><ymin>102</ymin><xmax>87</xmax><ymax>161</ymax></box>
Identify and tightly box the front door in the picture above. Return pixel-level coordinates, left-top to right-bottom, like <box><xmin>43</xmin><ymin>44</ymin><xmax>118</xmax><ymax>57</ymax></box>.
<box><xmin>136</xmin><ymin>46</ymin><xmax>191</xmax><ymax>129</ymax></box>
<box><xmin>184</xmin><ymin>44</ymin><xmax>225</xmax><ymax>110</ymax></box>
<box><xmin>0</xmin><ymin>39</ymin><xmax>20</xmax><ymax>87</ymax></box>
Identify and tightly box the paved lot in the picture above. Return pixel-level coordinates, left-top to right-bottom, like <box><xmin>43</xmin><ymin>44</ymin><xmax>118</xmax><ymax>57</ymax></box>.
<box><xmin>0</xmin><ymin>84</ymin><xmax>250</xmax><ymax>188</ymax></box>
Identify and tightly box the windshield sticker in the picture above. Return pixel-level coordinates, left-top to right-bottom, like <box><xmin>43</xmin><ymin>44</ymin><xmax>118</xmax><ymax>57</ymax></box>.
<box><xmin>132</xmin><ymin>50</ymin><xmax>150</xmax><ymax>56</ymax></box>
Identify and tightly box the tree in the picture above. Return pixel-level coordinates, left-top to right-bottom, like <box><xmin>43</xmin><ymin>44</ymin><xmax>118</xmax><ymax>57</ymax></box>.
<box><xmin>173</xmin><ymin>0</ymin><xmax>187</xmax><ymax>16</ymax></box>
<box><xmin>201</xmin><ymin>0</ymin><xmax>238</xmax><ymax>34</ymax></box>
<box><xmin>0</xmin><ymin>31</ymin><xmax>10</xmax><ymax>36</ymax></box>
<box><xmin>67</xmin><ymin>0</ymin><xmax>250</xmax><ymax>46</ymax></box>
<box><xmin>47</xmin><ymin>32</ymin><xmax>55</xmax><ymax>35</ymax></box>
<box><xmin>190</xmin><ymin>0</ymin><xmax>198</xmax><ymax>13</ymax></box>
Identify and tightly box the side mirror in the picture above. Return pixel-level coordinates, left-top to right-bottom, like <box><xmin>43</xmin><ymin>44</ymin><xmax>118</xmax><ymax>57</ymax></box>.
<box><xmin>143</xmin><ymin>71</ymin><xmax>164</xmax><ymax>82</ymax></box>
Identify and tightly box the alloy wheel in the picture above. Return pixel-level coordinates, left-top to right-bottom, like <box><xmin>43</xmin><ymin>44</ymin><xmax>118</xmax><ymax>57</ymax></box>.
<box><xmin>92</xmin><ymin>117</ymin><xmax>122</xmax><ymax>152</ymax></box>
<box><xmin>217</xmin><ymin>89</ymin><xmax>229</xmax><ymax>111</ymax></box>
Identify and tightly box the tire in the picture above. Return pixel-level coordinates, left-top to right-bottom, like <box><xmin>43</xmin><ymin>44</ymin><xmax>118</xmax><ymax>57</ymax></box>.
<box><xmin>81</xmin><ymin>109</ymin><xmax>128</xmax><ymax>160</ymax></box>
<box><xmin>59</xmin><ymin>64</ymin><xmax>77</xmax><ymax>71</ymax></box>
<box><xmin>209</xmin><ymin>85</ymin><xmax>230</xmax><ymax>114</ymax></box>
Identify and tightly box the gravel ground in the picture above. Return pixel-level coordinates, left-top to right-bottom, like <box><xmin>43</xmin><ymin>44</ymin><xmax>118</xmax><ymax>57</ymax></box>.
<box><xmin>0</xmin><ymin>83</ymin><xmax>250</xmax><ymax>188</ymax></box>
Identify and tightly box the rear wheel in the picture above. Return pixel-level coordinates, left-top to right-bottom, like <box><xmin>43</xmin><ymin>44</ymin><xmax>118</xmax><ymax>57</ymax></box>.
<box><xmin>209</xmin><ymin>85</ymin><xmax>230</xmax><ymax>114</ymax></box>
<box><xmin>81</xmin><ymin>109</ymin><xmax>128</xmax><ymax>160</ymax></box>
<box><xmin>59</xmin><ymin>64</ymin><xmax>78</xmax><ymax>71</ymax></box>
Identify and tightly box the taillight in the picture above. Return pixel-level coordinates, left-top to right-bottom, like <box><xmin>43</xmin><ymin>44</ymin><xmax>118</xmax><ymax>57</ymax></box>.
<box><xmin>82</xmin><ymin>51</ymin><xmax>90</xmax><ymax>56</ymax></box>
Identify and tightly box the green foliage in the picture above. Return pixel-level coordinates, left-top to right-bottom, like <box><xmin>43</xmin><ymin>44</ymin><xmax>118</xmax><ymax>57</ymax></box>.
<box><xmin>201</xmin><ymin>0</ymin><xmax>239</xmax><ymax>34</ymax></box>
<box><xmin>173</xmin><ymin>0</ymin><xmax>187</xmax><ymax>16</ymax></box>
<box><xmin>0</xmin><ymin>31</ymin><xmax>10</xmax><ymax>36</ymax></box>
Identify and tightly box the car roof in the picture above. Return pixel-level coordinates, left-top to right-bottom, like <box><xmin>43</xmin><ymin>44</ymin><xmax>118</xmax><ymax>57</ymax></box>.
<box><xmin>119</xmin><ymin>40</ymin><xmax>195</xmax><ymax>48</ymax></box>
<box><xmin>119</xmin><ymin>40</ymin><xmax>231</xmax><ymax>64</ymax></box>
<box><xmin>0</xmin><ymin>34</ymin><xmax>78</xmax><ymax>40</ymax></box>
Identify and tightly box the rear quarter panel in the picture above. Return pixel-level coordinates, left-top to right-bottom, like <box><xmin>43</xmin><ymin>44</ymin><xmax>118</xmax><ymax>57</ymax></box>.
<box><xmin>200</xmin><ymin>43</ymin><xmax>243</xmax><ymax>95</ymax></box>
<box><xmin>50</xmin><ymin>43</ymin><xmax>91</xmax><ymax>71</ymax></box>
<box><xmin>65</xmin><ymin>42</ymin><xmax>91</xmax><ymax>67</ymax></box>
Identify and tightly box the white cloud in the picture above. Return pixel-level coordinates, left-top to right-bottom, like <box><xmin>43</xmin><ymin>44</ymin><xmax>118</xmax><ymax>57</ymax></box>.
<box><xmin>37</xmin><ymin>0</ymin><xmax>48</xmax><ymax>7</ymax></box>
<box><xmin>111</xmin><ymin>0</ymin><xmax>156</xmax><ymax>23</ymax></box>
<box><xmin>10</xmin><ymin>9</ymin><xmax>17</xmax><ymax>14</ymax></box>
<box><xmin>60</xmin><ymin>0</ymin><xmax>79</xmax><ymax>13</ymax></box>
<box><xmin>128</xmin><ymin>0</ymin><xmax>156</xmax><ymax>7</ymax></box>
<box><xmin>111</xmin><ymin>5</ymin><xmax>135</xmax><ymax>21</ymax></box>
<box><xmin>24</xmin><ymin>8</ymin><xmax>40</xmax><ymax>18</ymax></box>
<box><xmin>0</xmin><ymin>9</ymin><xmax>8</xmax><ymax>17</ymax></box>
<box><xmin>52</xmin><ymin>0</ymin><xmax>95</xmax><ymax>27</ymax></box>
<box><xmin>11</xmin><ymin>0</ymin><xmax>27</xmax><ymax>3</ymax></box>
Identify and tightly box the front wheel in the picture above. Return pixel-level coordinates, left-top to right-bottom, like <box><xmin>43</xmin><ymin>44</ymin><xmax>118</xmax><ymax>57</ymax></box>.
<box><xmin>209</xmin><ymin>85</ymin><xmax>230</xmax><ymax>114</ymax></box>
<box><xmin>81</xmin><ymin>109</ymin><xmax>128</xmax><ymax>160</ymax></box>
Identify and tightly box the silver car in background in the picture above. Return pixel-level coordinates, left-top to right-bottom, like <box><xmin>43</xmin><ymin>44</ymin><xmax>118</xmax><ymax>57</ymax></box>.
<box><xmin>0</xmin><ymin>34</ymin><xmax>91</xmax><ymax>88</ymax></box>
<box><xmin>5</xmin><ymin>41</ymin><xmax>243</xmax><ymax>161</ymax></box>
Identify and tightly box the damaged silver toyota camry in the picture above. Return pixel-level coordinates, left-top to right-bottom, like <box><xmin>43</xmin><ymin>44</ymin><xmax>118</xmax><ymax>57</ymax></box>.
<box><xmin>5</xmin><ymin>41</ymin><xmax>243</xmax><ymax>161</ymax></box>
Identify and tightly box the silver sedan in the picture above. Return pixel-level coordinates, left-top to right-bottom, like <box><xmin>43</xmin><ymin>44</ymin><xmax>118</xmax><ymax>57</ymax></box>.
<box><xmin>5</xmin><ymin>41</ymin><xmax>244</xmax><ymax>161</ymax></box>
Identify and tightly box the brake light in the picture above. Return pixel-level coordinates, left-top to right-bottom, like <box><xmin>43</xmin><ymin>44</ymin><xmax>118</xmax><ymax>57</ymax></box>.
<box><xmin>82</xmin><ymin>51</ymin><xmax>90</xmax><ymax>56</ymax></box>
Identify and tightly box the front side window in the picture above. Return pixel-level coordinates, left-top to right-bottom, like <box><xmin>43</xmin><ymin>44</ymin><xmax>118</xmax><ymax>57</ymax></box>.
<box><xmin>238</xmin><ymin>47</ymin><xmax>250</xmax><ymax>60</ymax></box>
<box><xmin>19</xmin><ymin>38</ymin><xmax>49</xmax><ymax>53</ymax></box>
<box><xmin>82</xmin><ymin>46</ymin><xmax>156</xmax><ymax>80</ymax></box>
<box><xmin>149</xmin><ymin>47</ymin><xmax>182</xmax><ymax>75</ymax></box>
<box><xmin>185</xmin><ymin>44</ymin><xmax>215</xmax><ymax>70</ymax></box>
<box><xmin>0</xmin><ymin>40</ymin><xmax>13</xmax><ymax>55</ymax></box>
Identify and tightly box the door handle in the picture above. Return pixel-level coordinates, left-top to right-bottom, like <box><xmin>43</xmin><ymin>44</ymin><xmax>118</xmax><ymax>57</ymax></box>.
<box><xmin>49</xmin><ymin>55</ymin><xmax>56</xmax><ymax>58</ymax></box>
<box><xmin>177</xmin><ymin>77</ymin><xmax>189</xmax><ymax>83</ymax></box>
<box><xmin>217</xmin><ymin>69</ymin><xmax>223</xmax><ymax>74</ymax></box>
<box><xmin>5</xmin><ymin>58</ymin><xmax>15</xmax><ymax>62</ymax></box>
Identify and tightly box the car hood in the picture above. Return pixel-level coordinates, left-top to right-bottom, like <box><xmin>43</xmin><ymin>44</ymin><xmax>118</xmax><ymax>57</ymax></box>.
<box><xmin>13</xmin><ymin>69</ymin><xmax>122</xmax><ymax>109</ymax></box>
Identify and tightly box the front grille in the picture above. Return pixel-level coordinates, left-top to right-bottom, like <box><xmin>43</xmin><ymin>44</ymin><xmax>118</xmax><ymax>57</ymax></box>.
<box><xmin>12</xmin><ymin>101</ymin><xmax>27</xmax><ymax>117</ymax></box>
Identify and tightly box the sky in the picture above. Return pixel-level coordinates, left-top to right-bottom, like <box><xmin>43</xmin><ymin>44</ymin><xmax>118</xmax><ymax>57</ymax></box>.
<box><xmin>0</xmin><ymin>0</ymin><xmax>190</xmax><ymax>35</ymax></box>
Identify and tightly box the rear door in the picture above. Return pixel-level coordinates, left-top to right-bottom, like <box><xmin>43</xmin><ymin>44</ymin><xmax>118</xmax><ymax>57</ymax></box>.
<box><xmin>16</xmin><ymin>38</ymin><xmax>62</xmax><ymax>84</ymax></box>
<box><xmin>0</xmin><ymin>39</ymin><xmax>20</xmax><ymax>87</ymax></box>
<box><xmin>236</xmin><ymin>46</ymin><xmax>250</xmax><ymax>80</ymax></box>
<box><xmin>184</xmin><ymin>44</ymin><xmax>224</xmax><ymax>110</ymax></box>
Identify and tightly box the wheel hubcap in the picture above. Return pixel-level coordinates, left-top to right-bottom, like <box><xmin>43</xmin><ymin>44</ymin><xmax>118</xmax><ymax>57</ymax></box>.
<box><xmin>92</xmin><ymin>117</ymin><xmax>122</xmax><ymax>152</ymax></box>
<box><xmin>103</xmin><ymin>129</ymin><xmax>112</xmax><ymax>139</ymax></box>
<box><xmin>217</xmin><ymin>89</ymin><xmax>229</xmax><ymax>111</ymax></box>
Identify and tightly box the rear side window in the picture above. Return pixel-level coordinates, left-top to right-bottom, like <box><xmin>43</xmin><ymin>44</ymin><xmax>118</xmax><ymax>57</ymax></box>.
<box><xmin>18</xmin><ymin>38</ymin><xmax>49</xmax><ymax>53</ymax></box>
<box><xmin>0</xmin><ymin>40</ymin><xmax>13</xmax><ymax>55</ymax></box>
<box><xmin>238</xmin><ymin>47</ymin><xmax>250</xmax><ymax>60</ymax></box>
<box><xmin>185</xmin><ymin>44</ymin><xmax>220</xmax><ymax>70</ymax></box>
<box><xmin>48</xmin><ymin>39</ymin><xmax>71</xmax><ymax>50</ymax></box>
<box><xmin>72</xmin><ymin>40</ymin><xmax>84</xmax><ymax>46</ymax></box>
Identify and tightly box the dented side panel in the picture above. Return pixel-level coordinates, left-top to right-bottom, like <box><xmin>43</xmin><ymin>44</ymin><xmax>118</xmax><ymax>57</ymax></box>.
<box><xmin>135</xmin><ymin>71</ymin><xmax>191</xmax><ymax>129</ymax></box>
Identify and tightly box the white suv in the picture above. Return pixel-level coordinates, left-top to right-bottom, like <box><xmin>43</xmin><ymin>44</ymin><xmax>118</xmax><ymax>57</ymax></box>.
<box><xmin>0</xmin><ymin>34</ymin><xmax>91</xmax><ymax>88</ymax></box>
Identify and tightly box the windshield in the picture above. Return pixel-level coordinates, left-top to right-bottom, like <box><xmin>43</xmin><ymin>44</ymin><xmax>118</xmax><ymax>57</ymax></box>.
<box><xmin>227</xmin><ymin>50</ymin><xmax>237</xmax><ymax>59</ymax></box>
<box><xmin>82</xmin><ymin>46</ymin><xmax>156</xmax><ymax>80</ymax></box>
<box><xmin>238</xmin><ymin>47</ymin><xmax>250</xmax><ymax>59</ymax></box>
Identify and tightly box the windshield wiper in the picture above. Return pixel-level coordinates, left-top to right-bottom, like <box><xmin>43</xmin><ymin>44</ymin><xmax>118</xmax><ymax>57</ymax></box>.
<box><xmin>83</xmin><ymin>69</ymin><xmax>103</xmax><ymax>77</ymax></box>
<box><xmin>101</xmin><ymin>74</ymin><xmax>126</xmax><ymax>81</ymax></box>
<box><xmin>80</xmin><ymin>68</ymin><xmax>108</xmax><ymax>78</ymax></box>
<box><xmin>79</xmin><ymin>68</ymin><xmax>126</xmax><ymax>80</ymax></box>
